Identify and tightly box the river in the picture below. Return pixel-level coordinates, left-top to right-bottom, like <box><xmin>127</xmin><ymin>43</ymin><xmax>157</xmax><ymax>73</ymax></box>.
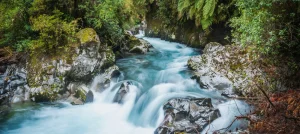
<box><xmin>0</xmin><ymin>35</ymin><xmax>249</xmax><ymax>134</ymax></box>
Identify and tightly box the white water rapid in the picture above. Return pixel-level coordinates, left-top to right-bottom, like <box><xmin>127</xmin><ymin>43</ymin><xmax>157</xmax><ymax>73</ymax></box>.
<box><xmin>0</xmin><ymin>33</ymin><xmax>250</xmax><ymax>134</ymax></box>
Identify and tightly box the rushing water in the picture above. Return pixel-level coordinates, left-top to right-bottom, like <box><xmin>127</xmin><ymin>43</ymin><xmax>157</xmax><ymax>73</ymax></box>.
<box><xmin>0</xmin><ymin>35</ymin><xmax>250</xmax><ymax>134</ymax></box>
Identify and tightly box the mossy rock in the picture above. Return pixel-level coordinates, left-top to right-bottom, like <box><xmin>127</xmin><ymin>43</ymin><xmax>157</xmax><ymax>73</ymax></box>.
<box><xmin>101</xmin><ymin>48</ymin><xmax>115</xmax><ymax>70</ymax></box>
<box><xmin>74</xmin><ymin>88</ymin><xmax>87</xmax><ymax>102</ymax></box>
<box><xmin>130</xmin><ymin>47</ymin><xmax>144</xmax><ymax>54</ymax></box>
<box><xmin>127</xmin><ymin>36</ymin><xmax>141</xmax><ymax>49</ymax></box>
<box><xmin>31</xmin><ymin>91</ymin><xmax>58</xmax><ymax>102</ymax></box>
<box><xmin>76</xmin><ymin>28</ymin><xmax>99</xmax><ymax>45</ymax></box>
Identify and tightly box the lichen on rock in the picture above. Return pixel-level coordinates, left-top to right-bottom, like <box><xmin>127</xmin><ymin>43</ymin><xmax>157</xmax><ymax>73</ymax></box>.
<box><xmin>188</xmin><ymin>42</ymin><xmax>263</xmax><ymax>96</ymax></box>
<box><xmin>76</xmin><ymin>28</ymin><xmax>99</xmax><ymax>45</ymax></box>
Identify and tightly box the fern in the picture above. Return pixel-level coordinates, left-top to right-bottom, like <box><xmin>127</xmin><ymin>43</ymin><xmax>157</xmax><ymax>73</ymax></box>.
<box><xmin>201</xmin><ymin>16</ymin><xmax>213</xmax><ymax>29</ymax></box>
<box><xmin>203</xmin><ymin>0</ymin><xmax>215</xmax><ymax>19</ymax></box>
<box><xmin>195</xmin><ymin>0</ymin><xmax>205</xmax><ymax>11</ymax></box>
<box><xmin>178</xmin><ymin>0</ymin><xmax>191</xmax><ymax>13</ymax></box>
<box><xmin>209</xmin><ymin>0</ymin><xmax>216</xmax><ymax>17</ymax></box>
<box><xmin>177</xmin><ymin>0</ymin><xmax>218</xmax><ymax>29</ymax></box>
<box><xmin>188</xmin><ymin>5</ymin><xmax>196</xmax><ymax>19</ymax></box>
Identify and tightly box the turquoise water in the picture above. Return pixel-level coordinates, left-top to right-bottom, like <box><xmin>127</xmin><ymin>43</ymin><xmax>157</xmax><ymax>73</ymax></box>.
<box><xmin>0</xmin><ymin>37</ymin><xmax>249</xmax><ymax>134</ymax></box>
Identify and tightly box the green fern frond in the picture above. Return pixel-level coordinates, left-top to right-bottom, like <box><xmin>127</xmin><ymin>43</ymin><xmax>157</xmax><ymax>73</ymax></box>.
<box><xmin>188</xmin><ymin>6</ymin><xmax>196</xmax><ymax>19</ymax></box>
<box><xmin>178</xmin><ymin>0</ymin><xmax>191</xmax><ymax>13</ymax></box>
<box><xmin>203</xmin><ymin>0</ymin><xmax>215</xmax><ymax>19</ymax></box>
<box><xmin>209</xmin><ymin>0</ymin><xmax>216</xmax><ymax>17</ymax></box>
<box><xmin>195</xmin><ymin>0</ymin><xmax>205</xmax><ymax>11</ymax></box>
<box><xmin>195</xmin><ymin>14</ymin><xmax>201</xmax><ymax>27</ymax></box>
<box><xmin>201</xmin><ymin>16</ymin><xmax>213</xmax><ymax>29</ymax></box>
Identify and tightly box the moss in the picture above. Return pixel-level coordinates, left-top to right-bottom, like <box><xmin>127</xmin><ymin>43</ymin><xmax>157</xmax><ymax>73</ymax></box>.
<box><xmin>31</xmin><ymin>90</ymin><xmax>58</xmax><ymax>102</ymax></box>
<box><xmin>127</xmin><ymin>36</ymin><xmax>141</xmax><ymax>49</ymax></box>
<box><xmin>76</xmin><ymin>28</ymin><xmax>99</xmax><ymax>45</ymax></box>
<box><xmin>75</xmin><ymin>89</ymin><xmax>87</xmax><ymax>102</ymax></box>
<box><xmin>101</xmin><ymin>47</ymin><xmax>115</xmax><ymax>70</ymax></box>
<box><xmin>58</xmin><ymin>75</ymin><xmax>64</xmax><ymax>81</ymax></box>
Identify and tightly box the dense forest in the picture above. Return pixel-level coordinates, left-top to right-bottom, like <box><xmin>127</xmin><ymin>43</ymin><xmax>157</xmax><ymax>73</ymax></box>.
<box><xmin>1</xmin><ymin>0</ymin><xmax>300</xmax><ymax>133</ymax></box>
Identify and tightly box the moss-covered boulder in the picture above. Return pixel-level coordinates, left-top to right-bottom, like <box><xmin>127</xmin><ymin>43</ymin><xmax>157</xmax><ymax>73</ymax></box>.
<box><xmin>1</xmin><ymin>28</ymin><xmax>116</xmax><ymax>106</ymax></box>
<box><xmin>76</xmin><ymin>28</ymin><xmax>100</xmax><ymax>45</ymax></box>
<box><xmin>126</xmin><ymin>36</ymin><xmax>152</xmax><ymax>54</ymax></box>
<box><xmin>65</xmin><ymin>84</ymin><xmax>94</xmax><ymax>105</ymax></box>
<box><xmin>74</xmin><ymin>88</ymin><xmax>87</xmax><ymax>102</ymax></box>
<box><xmin>67</xmin><ymin>28</ymin><xmax>114</xmax><ymax>82</ymax></box>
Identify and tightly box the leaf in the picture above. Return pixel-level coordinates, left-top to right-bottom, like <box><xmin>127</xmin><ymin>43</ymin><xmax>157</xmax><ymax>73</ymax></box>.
<box><xmin>201</xmin><ymin>16</ymin><xmax>213</xmax><ymax>29</ymax></box>
<box><xmin>203</xmin><ymin>0</ymin><xmax>216</xmax><ymax>19</ymax></box>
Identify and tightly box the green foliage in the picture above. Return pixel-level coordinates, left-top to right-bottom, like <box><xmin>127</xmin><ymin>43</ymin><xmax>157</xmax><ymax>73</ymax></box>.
<box><xmin>78</xmin><ymin>0</ymin><xmax>142</xmax><ymax>47</ymax></box>
<box><xmin>29</xmin><ymin>10</ymin><xmax>78</xmax><ymax>55</ymax></box>
<box><xmin>0</xmin><ymin>0</ymin><xmax>144</xmax><ymax>55</ymax></box>
<box><xmin>0</xmin><ymin>0</ymin><xmax>34</xmax><ymax>51</ymax></box>
<box><xmin>231</xmin><ymin>0</ymin><xmax>300</xmax><ymax>89</ymax></box>
<box><xmin>178</xmin><ymin>0</ymin><xmax>217</xmax><ymax>29</ymax></box>
<box><xmin>230</xmin><ymin>0</ymin><xmax>300</xmax><ymax>58</ymax></box>
<box><xmin>142</xmin><ymin>0</ymin><xmax>235</xmax><ymax>31</ymax></box>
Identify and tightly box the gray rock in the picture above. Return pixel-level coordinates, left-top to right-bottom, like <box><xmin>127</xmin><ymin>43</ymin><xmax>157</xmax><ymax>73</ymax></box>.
<box><xmin>72</xmin><ymin>99</ymin><xmax>84</xmax><ymax>105</ymax></box>
<box><xmin>67</xmin><ymin>96</ymin><xmax>84</xmax><ymax>105</ymax></box>
<box><xmin>155</xmin><ymin>98</ymin><xmax>220</xmax><ymax>134</ymax></box>
<box><xmin>85</xmin><ymin>90</ymin><xmax>94</xmax><ymax>103</ymax></box>
<box><xmin>9</xmin><ymin>80</ymin><xmax>26</xmax><ymax>89</ymax></box>
<box><xmin>129</xmin><ymin>39</ymin><xmax>152</xmax><ymax>54</ymax></box>
<box><xmin>0</xmin><ymin>80</ymin><xmax>4</xmax><ymax>90</ymax></box>
<box><xmin>113</xmin><ymin>82</ymin><xmax>132</xmax><ymax>103</ymax></box>
<box><xmin>187</xmin><ymin>42</ymin><xmax>263</xmax><ymax>96</ymax></box>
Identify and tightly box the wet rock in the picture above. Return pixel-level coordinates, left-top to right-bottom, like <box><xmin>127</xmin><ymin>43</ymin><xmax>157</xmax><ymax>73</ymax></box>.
<box><xmin>113</xmin><ymin>82</ymin><xmax>132</xmax><ymax>103</ymax></box>
<box><xmin>85</xmin><ymin>90</ymin><xmax>94</xmax><ymax>103</ymax></box>
<box><xmin>74</xmin><ymin>88</ymin><xmax>87</xmax><ymax>102</ymax></box>
<box><xmin>94</xmin><ymin>65</ymin><xmax>120</xmax><ymax>92</ymax></box>
<box><xmin>127</xmin><ymin>36</ymin><xmax>152</xmax><ymax>54</ymax></box>
<box><xmin>16</xmin><ymin>72</ymin><xmax>26</xmax><ymax>79</ymax></box>
<box><xmin>31</xmin><ymin>91</ymin><xmax>58</xmax><ymax>102</ymax></box>
<box><xmin>67</xmin><ymin>96</ymin><xmax>84</xmax><ymax>105</ymax></box>
<box><xmin>155</xmin><ymin>98</ymin><xmax>220</xmax><ymax>134</ymax></box>
<box><xmin>9</xmin><ymin>80</ymin><xmax>26</xmax><ymax>89</ymax></box>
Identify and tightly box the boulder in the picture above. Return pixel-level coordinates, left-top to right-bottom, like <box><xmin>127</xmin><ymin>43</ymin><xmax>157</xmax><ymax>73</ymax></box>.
<box><xmin>113</xmin><ymin>81</ymin><xmax>132</xmax><ymax>103</ymax></box>
<box><xmin>187</xmin><ymin>43</ymin><xmax>234</xmax><ymax>94</ymax></box>
<box><xmin>68</xmin><ymin>28</ymin><xmax>102</xmax><ymax>81</ymax></box>
<box><xmin>126</xmin><ymin>36</ymin><xmax>152</xmax><ymax>54</ymax></box>
<box><xmin>67</xmin><ymin>96</ymin><xmax>84</xmax><ymax>105</ymax></box>
<box><xmin>85</xmin><ymin>90</ymin><xmax>94</xmax><ymax>103</ymax></box>
<box><xmin>76</xmin><ymin>28</ymin><xmax>100</xmax><ymax>45</ymax></box>
<box><xmin>25</xmin><ymin>28</ymin><xmax>117</xmax><ymax>103</ymax></box>
<box><xmin>155</xmin><ymin>98</ymin><xmax>220</xmax><ymax>134</ymax></box>
<box><xmin>93</xmin><ymin>65</ymin><xmax>120</xmax><ymax>92</ymax></box>
<box><xmin>74</xmin><ymin>87</ymin><xmax>87</xmax><ymax>102</ymax></box>
<box><xmin>187</xmin><ymin>42</ymin><xmax>263</xmax><ymax>96</ymax></box>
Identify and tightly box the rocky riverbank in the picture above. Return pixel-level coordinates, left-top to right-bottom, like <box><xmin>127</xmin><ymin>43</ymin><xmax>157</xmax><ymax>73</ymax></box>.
<box><xmin>187</xmin><ymin>42</ymin><xmax>264</xmax><ymax>97</ymax></box>
<box><xmin>0</xmin><ymin>28</ymin><xmax>151</xmax><ymax>115</ymax></box>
